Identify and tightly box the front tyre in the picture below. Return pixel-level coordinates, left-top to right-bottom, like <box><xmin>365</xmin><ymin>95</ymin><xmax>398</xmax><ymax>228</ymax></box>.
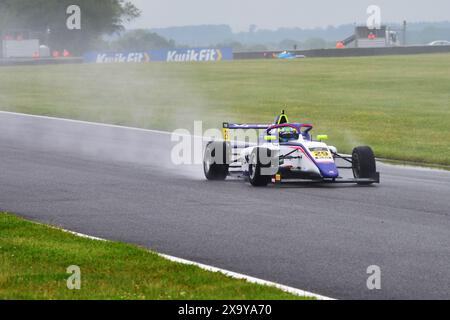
<box><xmin>352</xmin><ymin>146</ymin><xmax>376</xmax><ymax>185</ymax></box>
<box><xmin>204</xmin><ymin>141</ymin><xmax>230</xmax><ymax>181</ymax></box>
<box><xmin>248</xmin><ymin>148</ymin><xmax>272</xmax><ymax>187</ymax></box>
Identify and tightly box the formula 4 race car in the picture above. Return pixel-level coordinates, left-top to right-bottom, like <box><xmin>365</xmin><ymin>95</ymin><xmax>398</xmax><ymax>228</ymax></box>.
<box><xmin>276</xmin><ymin>51</ymin><xmax>306</xmax><ymax>60</ymax></box>
<box><xmin>203</xmin><ymin>111</ymin><xmax>380</xmax><ymax>186</ymax></box>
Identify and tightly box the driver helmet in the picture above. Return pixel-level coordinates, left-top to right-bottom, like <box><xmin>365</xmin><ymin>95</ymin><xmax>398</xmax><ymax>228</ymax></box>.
<box><xmin>279</xmin><ymin>127</ymin><xmax>299</xmax><ymax>142</ymax></box>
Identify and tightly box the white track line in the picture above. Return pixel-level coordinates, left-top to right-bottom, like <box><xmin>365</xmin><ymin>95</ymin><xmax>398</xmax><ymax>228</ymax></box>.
<box><xmin>61</xmin><ymin>228</ymin><xmax>334</xmax><ymax>300</ymax></box>
<box><xmin>159</xmin><ymin>254</ymin><xmax>334</xmax><ymax>300</ymax></box>
<box><xmin>0</xmin><ymin>110</ymin><xmax>175</xmax><ymax>136</ymax></box>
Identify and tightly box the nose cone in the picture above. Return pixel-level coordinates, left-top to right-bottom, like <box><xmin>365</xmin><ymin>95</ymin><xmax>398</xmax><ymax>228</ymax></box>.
<box><xmin>316</xmin><ymin>162</ymin><xmax>340</xmax><ymax>179</ymax></box>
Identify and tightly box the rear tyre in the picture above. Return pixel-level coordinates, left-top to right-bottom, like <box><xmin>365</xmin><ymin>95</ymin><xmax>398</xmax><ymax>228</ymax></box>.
<box><xmin>248</xmin><ymin>148</ymin><xmax>272</xmax><ymax>187</ymax></box>
<box><xmin>203</xmin><ymin>141</ymin><xmax>230</xmax><ymax>181</ymax></box>
<box><xmin>352</xmin><ymin>146</ymin><xmax>376</xmax><ymax>185</ymax></box>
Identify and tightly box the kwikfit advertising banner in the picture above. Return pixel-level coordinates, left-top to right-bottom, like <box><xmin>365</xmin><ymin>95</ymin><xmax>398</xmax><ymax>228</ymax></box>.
<box><xmin>84</xmin><ymin>47</ymin><xmax>233</xmax><ymax>63</ymax></box>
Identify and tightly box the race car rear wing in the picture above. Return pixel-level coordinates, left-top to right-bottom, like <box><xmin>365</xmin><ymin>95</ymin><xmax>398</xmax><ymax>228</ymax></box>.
<box><xmin>222</xmin><ymin>122</ymin><xmax>314</xmax><ymax>142</ymax></box>
<box><xmin>223</xmin><ymin>123</ymin><xmax>270</xmax><ymax>130</ymax></box>
<box><xmin>222</xmin><ymin>123</ymin><xmax>270</xmax><ymax>142</ymax></box>
<box><xmin>222</xmin><ymin>110</ymin><xmax>288</xmax><ymax>133</ymax></box>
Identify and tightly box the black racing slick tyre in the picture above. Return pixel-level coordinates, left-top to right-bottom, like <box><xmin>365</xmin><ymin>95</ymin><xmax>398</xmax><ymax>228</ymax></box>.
<box><xmin>203</xmin><ymin>141</ymin><xmax>230</xmax><ymax>181</ymax></box>
<box><xmin>248</xmin><ymin>148</ymin><xmax>272</xmax><ymax>187</ymax></box>
<box><xmin>352</xmin><ymin>146</ymin><xmax>376</xmax><ymax>185</ymax></box>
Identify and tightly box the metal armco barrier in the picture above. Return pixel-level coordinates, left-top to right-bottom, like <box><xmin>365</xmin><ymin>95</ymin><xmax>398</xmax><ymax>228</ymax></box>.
<box><xmin>0</xmin><ymin>57</ymin><xmax>83</xmax><ymax>66</ymax></box>
<box><xmin>234</xmin><ymin>45</ymin><xmax>450</xmax><ymax>60</ymax></box>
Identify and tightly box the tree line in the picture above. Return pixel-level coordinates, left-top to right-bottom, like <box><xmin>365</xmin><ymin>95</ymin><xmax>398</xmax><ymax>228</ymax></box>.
<box><xmin>0</xmin><ymin>0</ymin><xmax>142</xmax><ymax>54</ymax></box>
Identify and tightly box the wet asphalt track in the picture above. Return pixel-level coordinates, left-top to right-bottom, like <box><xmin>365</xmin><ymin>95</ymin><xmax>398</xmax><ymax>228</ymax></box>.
<box><xmin>0</xmin><ymin>111</ymin><xmax>449</xmax><ymax>300</ymax></box>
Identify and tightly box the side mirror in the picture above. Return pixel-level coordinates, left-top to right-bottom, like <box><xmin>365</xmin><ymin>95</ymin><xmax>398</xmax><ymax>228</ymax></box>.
<box><xmin>328</xmin><ymin>146</ymin><xmax>338</xmax><ymax>154</ymax></box>
<box><xmin>317</xmin><ymin>135</ymin><xmax>328</xmax><ymax>142</ymax></box>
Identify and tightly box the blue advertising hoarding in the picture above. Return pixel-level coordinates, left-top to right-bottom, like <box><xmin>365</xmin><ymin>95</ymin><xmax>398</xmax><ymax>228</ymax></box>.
<box><xmin>84</xmin><ymin>47</ymin><xmax>233</xmax><ymax>63</ymax></box>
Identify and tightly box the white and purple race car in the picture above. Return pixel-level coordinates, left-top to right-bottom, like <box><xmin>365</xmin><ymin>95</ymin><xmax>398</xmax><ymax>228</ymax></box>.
<box><xmin>203</xmin><ymin>111</ymin><xmax>380</xmax><ymax>186</ymax></box>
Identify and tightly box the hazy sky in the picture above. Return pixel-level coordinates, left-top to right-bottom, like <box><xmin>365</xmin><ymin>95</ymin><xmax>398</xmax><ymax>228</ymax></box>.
<box><xmin>127</xmin><ymin>0</ymin><xmax>450</xmax><ymax>31</ymax></box>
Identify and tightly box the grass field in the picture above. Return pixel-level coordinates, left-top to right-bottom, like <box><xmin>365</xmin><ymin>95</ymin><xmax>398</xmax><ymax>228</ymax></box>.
<box><xmin>0</xmin><ymin>54</ymin><xmax>449</xmax><ymax>165</ymax></box>
<box><xmin>0</xmin><ymin>213</ymin><xmax>308</xmax><ymax>300</ymax></box>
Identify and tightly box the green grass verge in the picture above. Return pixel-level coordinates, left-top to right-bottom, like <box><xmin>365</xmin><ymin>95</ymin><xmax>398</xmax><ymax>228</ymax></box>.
<box><xmin>0</xmin><ymin>213</ymin><xmax>308</xmax><ymax>300</ymax></box>
<box><xmin>0</xmin><ymin>54</ymin><xmax>449</xmax><ymax>165</ymax></box>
